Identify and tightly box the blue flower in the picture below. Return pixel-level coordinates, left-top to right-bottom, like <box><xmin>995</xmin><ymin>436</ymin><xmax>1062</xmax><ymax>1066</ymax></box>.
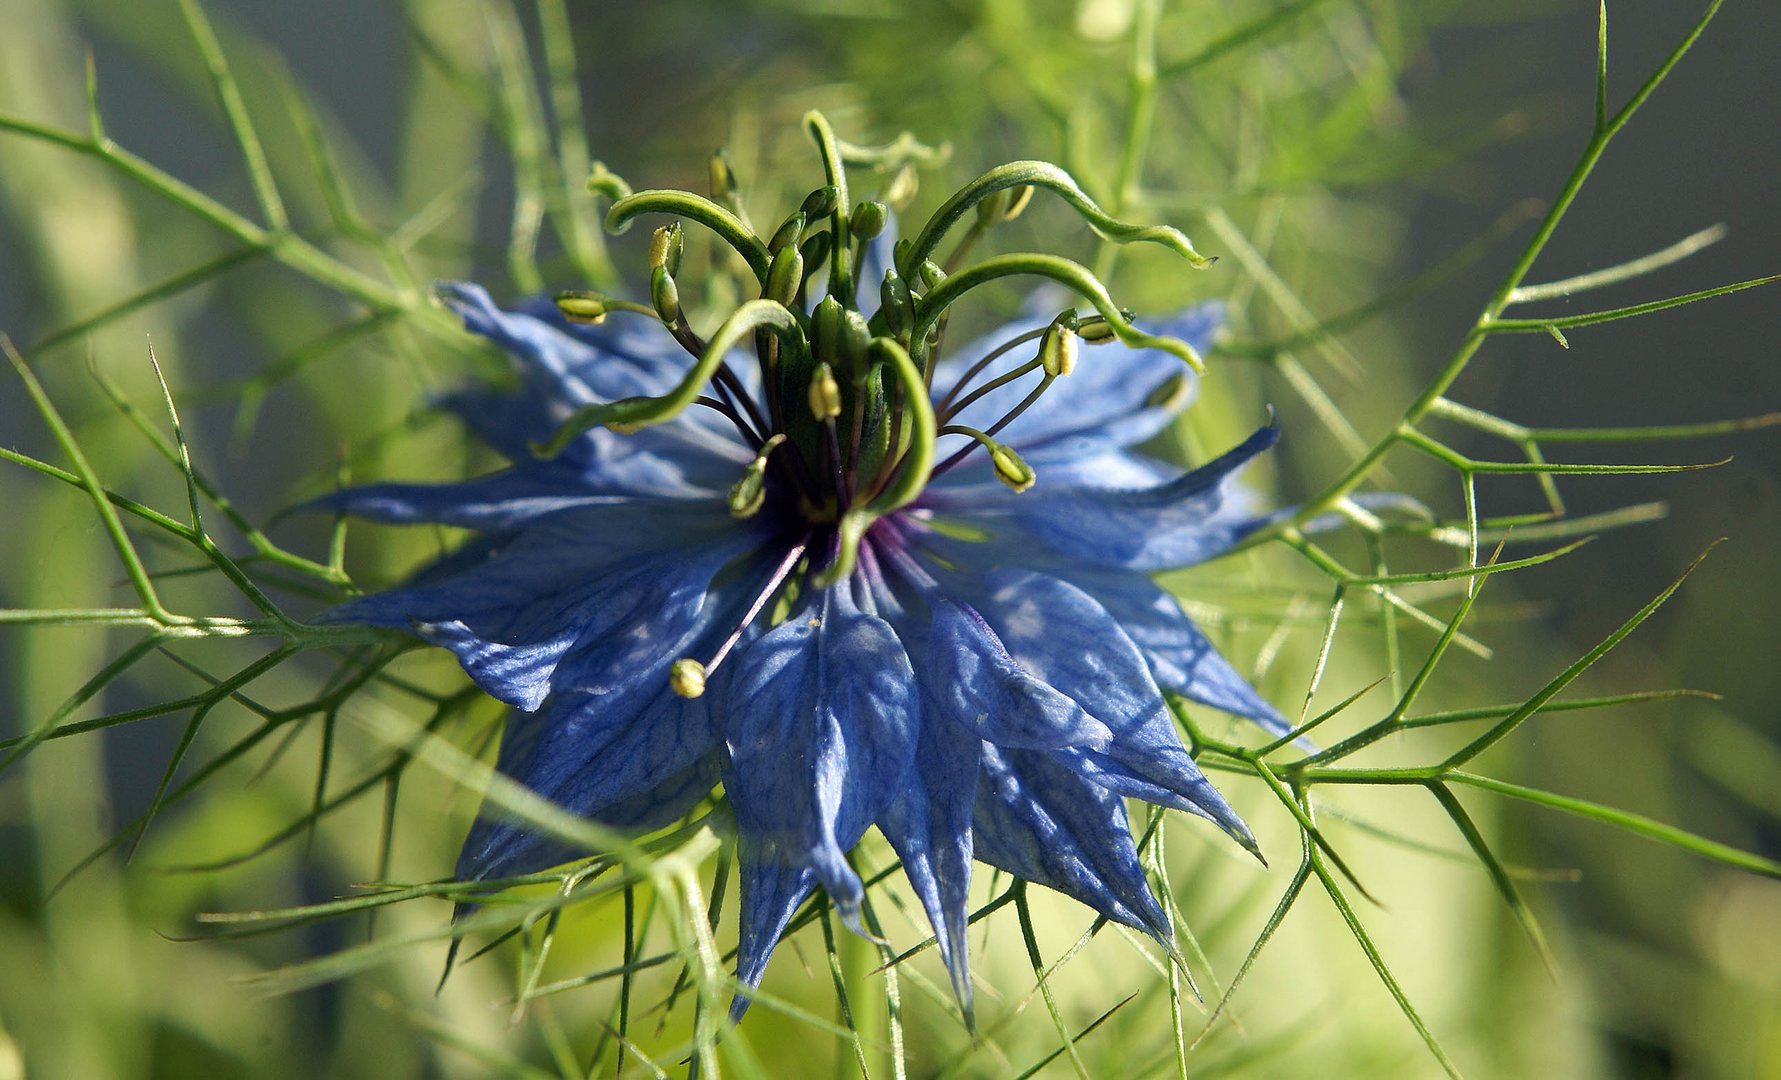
<box><xmin>315</xmin><ymin>271</ymin><xmax>1290</xmax><ymax>1022</ymax></box>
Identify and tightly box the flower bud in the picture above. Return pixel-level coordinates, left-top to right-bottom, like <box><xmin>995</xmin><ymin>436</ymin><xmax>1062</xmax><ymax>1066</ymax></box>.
<box><xmin>990</xmin><ymin>443</ymin><xmax>1036</xmax><ymax>493</ymax></box>
<box><xmin>1040</xmin><ymin>321</ymin><xmax>1080</xmax><ymax>377</ymax></box>
<box><xmin>649</xmin><ymin>223</ymin><xmax>684</xmax><ymax>276</ymax></box>
<box><xmin>850</xmin><ymin>200</ymin><xmax>888</xmax><ymax>240</ymax></box>
<box><xmin>554</xmin><ymin>290</ymin><xmax>609</xmax><ymax>324</ymax></box>
<box><xmin>770</xmin><ymin>211</ymin><xmax>806</xmax><ymax>254</ymax></box>
<box><xmin>765</xmin><ymin>247</ymin><xmax>804</xmax><ymax>306</ymax></box>
<box><xmin>669</xmin><ymin>658</ymin><xmax>707</xmax><ymax>699</ymax></box>
<box><xmin>808</xmin><ymin>362</ymin><xmax>842</xmax><ymax>420</ymax></box>
<box><xmin>801</xmin><ymin>185</ymin><xmax>840</xmax><ymax>219</ymax></box>
<box><xmin>650</xmin><ymin>265</ymin><xmax>681</xmax><ymax>324</ymax></box>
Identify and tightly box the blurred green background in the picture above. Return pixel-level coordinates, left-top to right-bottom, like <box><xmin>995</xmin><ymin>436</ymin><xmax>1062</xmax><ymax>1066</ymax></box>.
<box><xmin>1</xmin><ymin>1</ymin><xmax>1776</xmax><ymax>1076</ymax></box>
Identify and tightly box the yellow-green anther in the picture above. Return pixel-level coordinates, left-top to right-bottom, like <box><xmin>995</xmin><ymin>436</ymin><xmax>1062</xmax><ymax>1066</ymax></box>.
<box><xmin>650</xmin><ymin>222</ymin><xmax>684</xmax><ymax>275</ymax></box>
<box><xmin>669</xmin><ymin>658</ymin><xmax>707</xmax><ymax>699</ymax></box>
<box><xmin>765</xmin><ymin>247</ymin><xmax>803</xmax><ymax>306</ymax></box>
<box><xmin>851</xmin><ymin>200</ymin><xmax>888</xmax><ymax>240</ymax></box>
<box><xmin>842</xmin><ymin>310</ymin><xmax>871</xmax><ymax>369</ymax></box>
<box><xmin>1040</xmin><ymin>321</ymin><xmax>1080</xmax><ymax>377</ymax></box>
<box><xmin>651</xmin><ymin>265</ymin><xmax>681</xmax><ymax>324</ymax></box>
<box><xmin>770</xmin><ymin>212</ymin><xmax>806</xmax><ymax>254</ymax></box>
<box><xmin>799</xmin><ymin>230</ymin><xmax>832</xmax><ymax>275</ymax></box>
<box><xmin>919</xmin><ymin>260</ymin><xmax>946</xmax><ymax>290</ymax></box>
<box><xmin>880</xmin><ymin>270</ymin><xmax>911</xmax><ymax>335</ymax></box>
<box><xmin>886</xmin><ymin>163</ymin><xmax>919</xmax><ymax>208</ymax></box>
<box><xmin>809</xmin><ymin>362</ymin><xmax>842</xmax><ymax>420</ymax></box>
<box><xmin>802</xmin><ymin>185</ymin><xmax>840</xmax><ymax>219</ymax></box>
<box><xmin>813</xmin><ymin>296</ymin><xmax>844</xmax><ymax>363</ymax></box>
<box><xmin>1003</xmin><ymin>185</ymin><xmax>1035</xmax><ymax>220</ymax></box>
<box><xmin>586</xmin><ymin>161</ymin><xmax>632</xmax><ymax>203</ymax></box>
<box><xmin>865</xmin><ymin>338</ymin><xmax>935</xmax><ymax>514</ymax></box>
<box><xmin>708</xmin><ymin>150</ymin><xmax>737</xmax><ymax>201</ymax></box>
<box><xmin>1076</xmin><ymin>314</ymin><xmax>1122</xmax><ymax>344</ymax></box>
<box><xmin>555</xmin><ymin>291</ymin><xmax>610</xmax><ymax>324</ymax></box>
<box><xmin>729</xmin><ymin>464</ymin><xmax>767</xmax><ymax>519</ymax></box>
<box><xmin>728</xmin><ymin>432</ymin><xmax>785</xmax><ymax>519</ymax></box>
<box><xmin>990</xmin><ymin>443</ymin><xmax>1036</xmax><ymax>493</ymax></box>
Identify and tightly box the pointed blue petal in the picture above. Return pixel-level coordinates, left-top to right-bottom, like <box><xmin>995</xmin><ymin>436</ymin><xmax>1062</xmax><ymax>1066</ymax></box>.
<box><xmin>963</xmin><ymin>569</ymin><xmax>1251</xmax><ymax>842</ymax></box>
<box><xmin>724</xmin><ymin>585</ymin><xmax>919</xmax><ymax>932</ymax></box>
<box><xmin>731</xmin><ymin>861</ymin><xmax>817</xmax><ymax>1023</ymax></box>
<box><xmin>924</xmin><ymin>422</ymin><xmax>1278</xmax><ymax>571</ymax></box>
<box><xmin>927</xmin><ymin>597</ymin><xmax>1113</xmax><ymax>750</ymax></box>
<box><xmin>876</xmin><ymin>692</ymin><xmax>980</xmax><ymax>1020</ymax></box>
<box><xmin>304</xmin><ymin>467</ymin><xmax>623</xmax><ymax>529</ymax></box>
<box><xmin>972</xmin><ymin>744</ymin><xmax>1171</xmax><ymax>941</ymax></box>
<box><xmin>324</xmin><ymin>527</ymin><xmax>750</xmax><ymax>710</ymax></box>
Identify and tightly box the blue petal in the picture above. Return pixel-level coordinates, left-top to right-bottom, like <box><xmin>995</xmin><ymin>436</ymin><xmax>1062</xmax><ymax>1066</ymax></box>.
<box><xmin>731</xmin><ymin>863</ymin><xmax>817</xmax><ymax>1023</ymax></box>
<box><xmin>933</xmin><ymin>303</ymin><xmax>1221</xmax><ymax>463</ymax></box>
<box><xmin>724</xmin><ymin>585</ymin><xmax>920</xmax><ymax>928</ymax></box>
<box><xmin>961</xmin><ymin>569</ymin><xmax>1251</xmax><ymax>844</ymax></box>
<box><xmin>927</xmin><ymin>597</ymin><xmax>1113</xmax><ymax>750</ymax></box>
<box><xmin>972</xmin><ymin>744</ymin><xmax>1171</xmax><ymax>940</ymax></box>
<box><xmin>924</xmin><ymin>422</ymin><xmax>1278</xmax><ymax>571</ymax></box>
<box><xmin>875</xmin><ymin>709</ymin><xmax>979</xmax><ymax>1022</ymax></box>
<box><xmin>304</xmin><ymin>467</ymin><xmax>623</xmax><ymax>529</ymax></box>
<box><xmin>439</xmin><ymin>283</ymin><xmax>751</xmax><ymax>485</ymax></box>
<box><xmin>322</xmin><ymin>519</ymin><xmax>750</xmax><ymax>710</ymax></box>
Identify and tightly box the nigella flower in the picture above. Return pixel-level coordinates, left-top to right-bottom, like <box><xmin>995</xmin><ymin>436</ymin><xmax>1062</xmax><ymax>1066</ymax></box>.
<box><xmin>314</xmin><ymin>126</ymin><xmax>1293</xmax><ymax>1023</ymax></box>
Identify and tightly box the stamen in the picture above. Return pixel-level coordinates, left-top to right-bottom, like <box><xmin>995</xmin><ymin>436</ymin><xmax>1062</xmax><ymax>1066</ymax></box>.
<box><xmin>932</xmin><ymin>373</ymin><xmax>1055</xmax><ymax>478</ymax></box>
<box><xmin>728</xmin><ymin>434</ymin><xmax>787</xmax><ymax>518</ymax></box>
<box><xmin>932</xmin><ymin>324</ymin><xmax>1049</xmax><ymax>416</ymax></box>
<box><xmin>935</xmin><ymin>426</ymin><xmax>1035</xmax><ymax>492</ymax></box>
<box><xmin>672</xmin><ymin>538</ymin><xmax>811</xmax><ymax>696</ymax></box>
